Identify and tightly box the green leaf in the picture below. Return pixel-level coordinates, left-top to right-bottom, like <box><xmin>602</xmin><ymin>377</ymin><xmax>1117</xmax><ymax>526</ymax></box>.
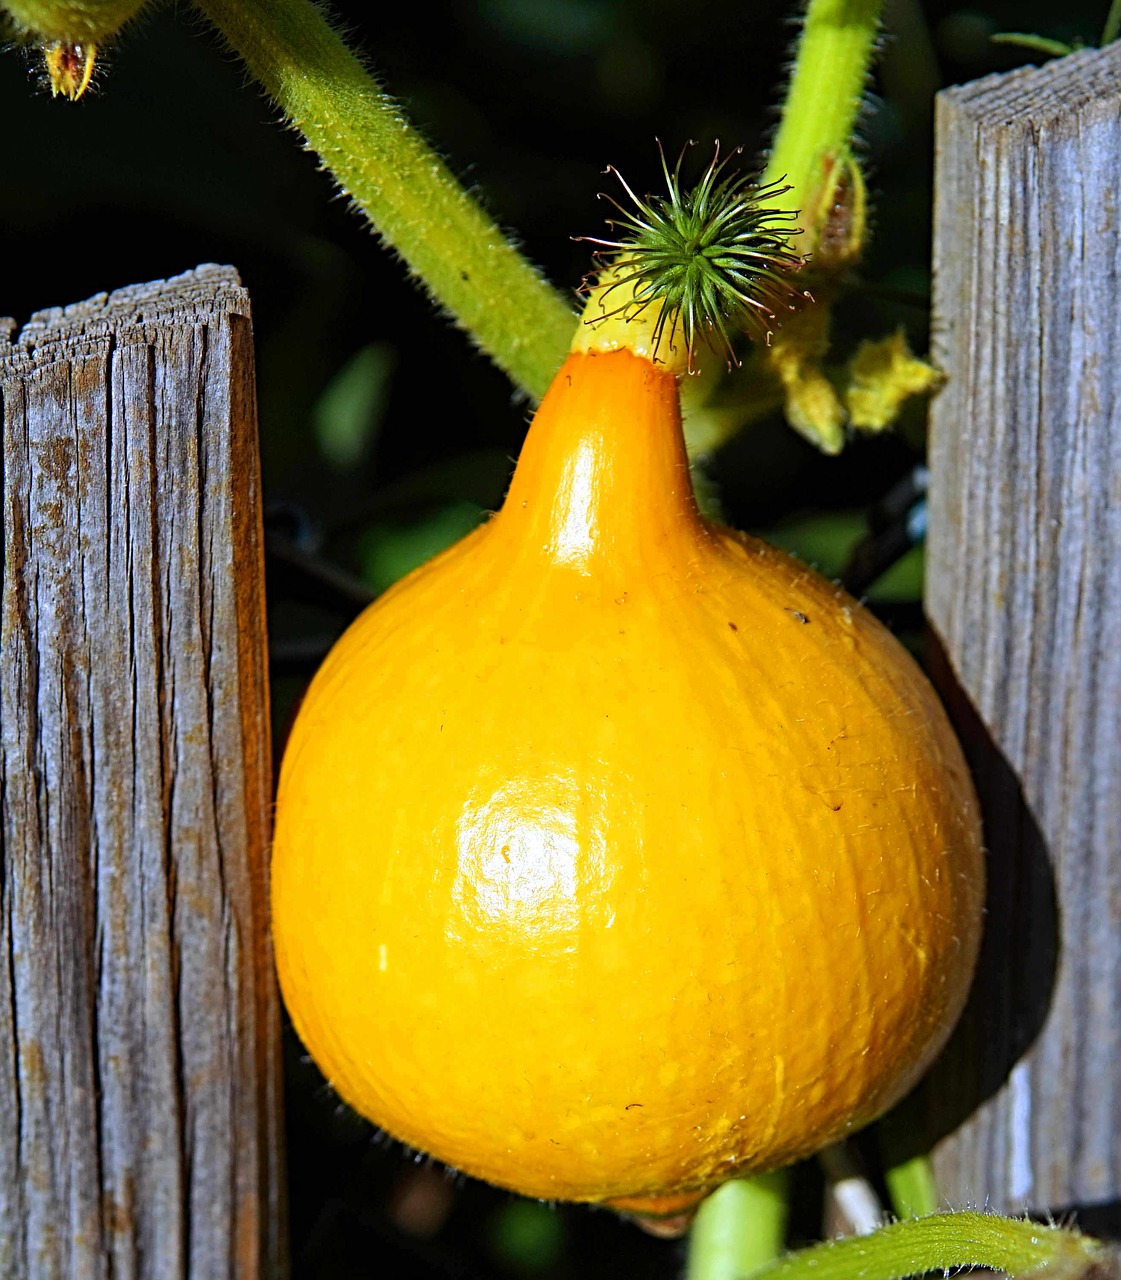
<box><xmin>313</xmin><ymin>342</ymin><xmax>396</xmax><ymax>471</ymax></box>
<box><xmin>763</xmin><ymin>511</ymin><xmax>866</xmax><ymax>580</ymax></box>
<box><xmin>990</xmin><ymin>32</ymin><xmax>1078</xmax><ymax>58</ymax></box>
<box><xmin>491</xmin><ymin>1198</ymin><xmax>564</xmax><ymax>1273</ymax></box>
<box><xmin>313</xmin><ymin>343</ymin><xmax>396</xmax><ymax>473</ymax></box>
<box><xmin>359</xmin><ymin>501</ymin><xmax>486</xmax><ymax>594</ymax></box>
<box><xmin>866</xmin><ymin>543</ymin><xmax>924</xmax><ymax>603</ymax></box>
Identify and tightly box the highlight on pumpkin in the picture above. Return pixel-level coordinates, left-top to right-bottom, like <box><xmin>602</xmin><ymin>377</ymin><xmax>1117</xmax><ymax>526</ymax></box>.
<box><xmin>576</xmin><ymin>143</ymin><xmax>811</xmax><ymax>372</ymax></box>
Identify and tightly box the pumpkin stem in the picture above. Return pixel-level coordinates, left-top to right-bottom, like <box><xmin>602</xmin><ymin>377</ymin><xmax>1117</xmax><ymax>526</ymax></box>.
<box><xmin>685</xmin><ymin>1170</ymin><xmax>792</xmax><ymax>1280</ymax></box>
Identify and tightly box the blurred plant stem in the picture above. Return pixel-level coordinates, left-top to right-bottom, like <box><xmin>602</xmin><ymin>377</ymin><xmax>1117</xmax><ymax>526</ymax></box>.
<box><xmin>876</xmin><ymin>1096</ymin><xmax>941</xmax><ymax>1220</ymax></box>
<box><xmin>686</xmin><ymin>1170</ymin><xmax>792</xmax><ymax>1280</ymax></box>
<box><xmin>191</xmin><ymin>0</ymin><xmax>577</xmax><ymax>401</ymax></box>
<box><xmin>883</xmin><ymin>1152</ymin><xmax>940</xmax><ymax>1219</ymax></box>
<box><xmin>746</xmin><ymin>1211</ymin><xmax>1108</xmax><ymax>1280</ymax></box>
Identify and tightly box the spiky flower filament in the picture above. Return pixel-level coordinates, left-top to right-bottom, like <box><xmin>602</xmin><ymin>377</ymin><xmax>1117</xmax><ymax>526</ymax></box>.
<box><xmin>580</xmin><ymin>144</ymin><xmax>810</xmax><ymax>370</ymax></box>
<box><xmin>43</xmin><ymin>40</ymin><xmax>96</xmax><ymax>97</ymax></box>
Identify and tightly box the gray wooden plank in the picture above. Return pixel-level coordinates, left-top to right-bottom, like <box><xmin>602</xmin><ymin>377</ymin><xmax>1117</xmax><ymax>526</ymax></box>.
<box><xmin>0</xmin><ymin>266</ymin><xmax>286</xmax><ymax>1277</ymax></box>
<box><xmin>924</xmin><ymin>43</ymin><xmax>1121</xmax><ymax>1218</ymax></box>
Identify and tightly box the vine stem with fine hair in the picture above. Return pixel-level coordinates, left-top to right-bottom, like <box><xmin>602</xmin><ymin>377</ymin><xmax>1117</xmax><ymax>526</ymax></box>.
<box><xmin>190</xmin><ymin>0</ymin><xmax>577</xmax><ymax>401</ymax></box>
<box><xmin>750</xmin><ymin>1212</ymin><xmax>1110</xmax><ymax>1280</ymax></box>
<box><xmin>761</xmin><ymin>0</ymin><xmax>883</xmax><ymax>252</ymax></box>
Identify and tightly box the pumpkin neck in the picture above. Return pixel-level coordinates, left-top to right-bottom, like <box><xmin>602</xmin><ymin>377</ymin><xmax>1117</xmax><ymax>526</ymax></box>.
<box><xmin>498</xmin><ymin>349</ymin><xmax>706</xmax><ymax>571</ymax></box>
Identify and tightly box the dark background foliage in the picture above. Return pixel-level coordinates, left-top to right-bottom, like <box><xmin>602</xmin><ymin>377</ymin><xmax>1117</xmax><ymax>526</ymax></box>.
<box><xmin>0</xmin><ymin>1</ymin><xmax>1106</xmax><ymax>1274</ymax></box>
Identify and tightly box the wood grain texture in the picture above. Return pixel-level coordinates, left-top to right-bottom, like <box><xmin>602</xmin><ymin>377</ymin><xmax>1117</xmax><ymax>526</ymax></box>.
<box><xmin>0</xmin><ymin>266</ymin><xmax>286</xmax><ymax>1277</ymax></box>
<box><xmin>925</xmin><ymin>45</ymin><xmax>1121</xmax><ymax>1217</ymax></box>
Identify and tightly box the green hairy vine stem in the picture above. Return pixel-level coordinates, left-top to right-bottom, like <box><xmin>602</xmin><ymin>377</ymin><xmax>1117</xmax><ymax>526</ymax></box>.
<box><xmin>687</xmin><ymin>1171</ymin><xmax>792</xmax><ymax>1280</ymax></box>
<box><xmin>190</xmin><ymin>0</ymin><xmax>578</xmax><ymax>401</ymax></box>
<box><xmin>761</xmin><ymin>0</ymin><xmax>883</xmax><ymax>253</ymax></box>
<box><xmin>751</xmin><ymin>1212</ymin><xmax>1110</xmax><ymax>1280</ymax></box>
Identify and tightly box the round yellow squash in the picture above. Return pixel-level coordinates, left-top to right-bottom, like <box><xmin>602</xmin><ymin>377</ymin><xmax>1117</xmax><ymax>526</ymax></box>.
<box><xmin>272</xmin><ymin>345</ymin><xmax>984</xmax><ymax>1214</ymax></box>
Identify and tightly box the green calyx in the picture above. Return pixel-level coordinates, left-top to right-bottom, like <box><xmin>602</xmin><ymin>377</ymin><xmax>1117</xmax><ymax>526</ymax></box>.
<box><xmin>1</xmin><ymin>0</ymin><xmax>149</xmax><ymax>43</ymax></box>
<box><xmin>2</xmin><ymin>0</ymin><xmax>152</xmax><ymax>98</ymax></box>
<box><xmin>582</xmin><ymin>144</ymin><xmax>810</xmax><ymax>368</ymax></box>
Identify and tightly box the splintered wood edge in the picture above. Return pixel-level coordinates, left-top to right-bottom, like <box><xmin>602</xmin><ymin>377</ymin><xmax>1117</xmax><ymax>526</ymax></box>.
<box><xmin>0</xmin><ymin>265</ymin><xmax>249</xmax><ymax>368</ymax></box>
<box><xmin>939</xmin><ymin>41</ymin><xmax>1121</xmax><ymax>119</ymax></box>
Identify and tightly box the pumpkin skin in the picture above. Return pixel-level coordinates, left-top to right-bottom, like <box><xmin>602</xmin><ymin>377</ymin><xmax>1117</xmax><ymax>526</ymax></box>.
<box><xmin>272</xmin><ymin>347</ymin><xmax>984</xmax><ymax>1210</ymax></box>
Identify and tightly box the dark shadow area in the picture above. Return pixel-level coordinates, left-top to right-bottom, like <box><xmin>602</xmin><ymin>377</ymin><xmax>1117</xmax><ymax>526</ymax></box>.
<box><xmin>282</xmin><ymin>1013</ymin><xmax>689</xmax><ymax>1280</ymax></box>
<box><xmin>881</xmin><ymin>628</ymin><xmax>1060</xmax><ymax>1163</ymax></box>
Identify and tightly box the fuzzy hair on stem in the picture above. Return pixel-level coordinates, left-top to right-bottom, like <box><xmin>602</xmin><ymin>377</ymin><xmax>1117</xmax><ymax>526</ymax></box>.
<box><xmin>191</xmin><ymin>0</ymin><xmax>577</xmax><ymax>402</ymax></box>
<box><xmin>579</xmin><ymin>142</ymin><xmax>811</xmax><ymax>370</ymax></box>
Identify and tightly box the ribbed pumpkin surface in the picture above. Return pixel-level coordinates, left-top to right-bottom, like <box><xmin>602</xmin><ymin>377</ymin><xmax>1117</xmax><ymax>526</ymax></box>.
<box><xmin>272</xmin><ymin>348</ymin><xmax>984</xmax><ymax>1209</ymax></box>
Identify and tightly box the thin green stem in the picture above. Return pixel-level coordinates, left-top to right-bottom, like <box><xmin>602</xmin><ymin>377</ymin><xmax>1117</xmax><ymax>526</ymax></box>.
<box><xmin>191</xmin><ymin>0</ymin><xmax>577</xmax><ymax>400</ymax></box>
<box><xmin>990</xmin><ymin>32</ymin><xmax>1076</xmax><ymax>58</ymax></box>
<box><xmin>760</xmin><ymin>0</ymin><xmax>883</xmax><ymax>247</ymax></box>
<box><xmin>882</xmin><ymin>1153</ymin><xmax>939</xmax><ymax>1220</ymax></box>
<box><xmin>686</xmin><ymin>1170</ymin><xmax>792</xmax><ymax>1280</ymax></box>
<box><xmin>877</xmin><ymin>1101</ymin><xmax>940</xmax><ymax>1220</ymax></box>
<box><xmin>751</xmin><ymin>1213</ymin><xmax>1104</xmax><ymax>1280</ymax></box>
<box><xmin>1102</xmin><ymin>0</ymin><xmax>1121</xmax><ymax>46</ymax></box>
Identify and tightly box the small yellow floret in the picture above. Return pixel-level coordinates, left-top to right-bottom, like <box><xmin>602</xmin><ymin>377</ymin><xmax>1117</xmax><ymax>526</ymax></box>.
<box><xmin>845</xmin><ymin>330</ymin><xmax>945</xmax><ymax>432</ymax></box>
<box><xmin>764</xmin><ymin>302</ymin><xmax>845</xmax><ymax>454</ymax></box>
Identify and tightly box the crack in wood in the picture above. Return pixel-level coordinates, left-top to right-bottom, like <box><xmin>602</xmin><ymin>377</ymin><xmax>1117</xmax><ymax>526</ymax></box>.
<box><xmin>0</xmin><ymin>266</ymin><xmax>285</xmax><ymax>1278</ymax></box>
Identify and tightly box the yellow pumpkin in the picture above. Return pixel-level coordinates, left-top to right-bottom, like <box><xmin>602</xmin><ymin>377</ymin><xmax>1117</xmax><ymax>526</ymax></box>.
<box><xmin>272</xmin><ymin>309</ymin><xmax>984</xmax><ymax>1214</ymax></box>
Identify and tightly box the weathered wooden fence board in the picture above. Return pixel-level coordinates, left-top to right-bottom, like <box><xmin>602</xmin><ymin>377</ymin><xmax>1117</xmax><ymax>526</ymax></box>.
<box><xmin>0</xmin><ymin>266</ymin><xmax>286</xmax><ymax>1277</ymax></box>
<box><xmin>925</xmin><ymin>44</ymin><xmax>1121</xmax><ymax>1218</ymax></box>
